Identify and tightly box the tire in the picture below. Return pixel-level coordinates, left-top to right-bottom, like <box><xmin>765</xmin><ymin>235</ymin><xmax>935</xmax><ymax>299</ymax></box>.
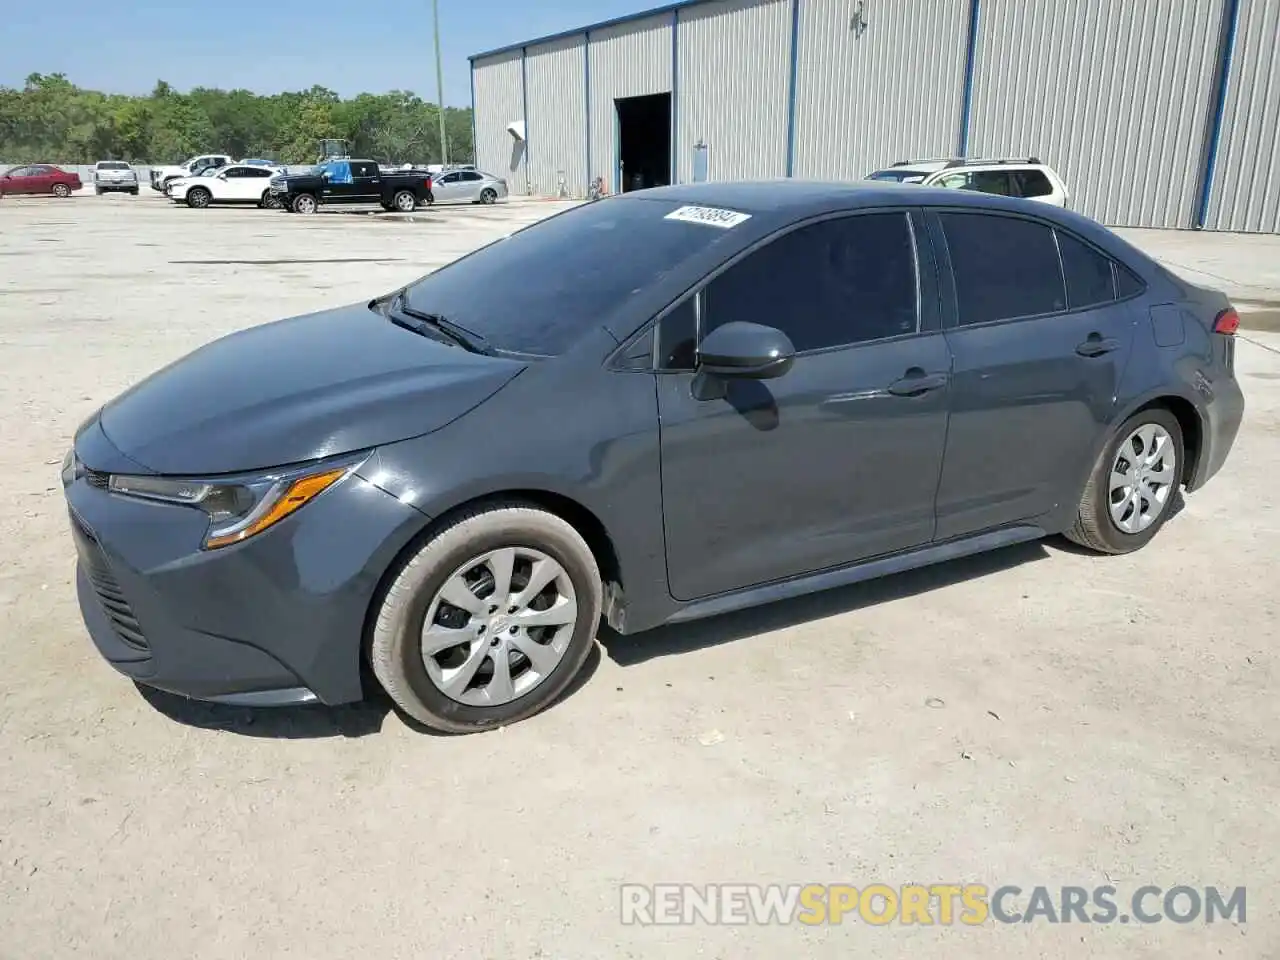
<box><xmin>292</xmin><ymin>193</ymin><xmax>317</xmax><ymax>214</ymax></box>
<box><xmin>52</xmin><ymin>183</ymin><xmax>71</xmax><ymax>198</ymax></box>
<box><xmin>1065</xmin><ymin>407</ymin><xmax>1184</xmax><ymax>555</ymax></box>
<box><xmin>259</xmin><ymin>190</ymin><xmax>281</xmax><ymax>209</ymax></box>
<box><xmin>392</xmin><ymin>189</ymin><xmax>417</xmax><ymax>212</ymax></box>
<box><xmin>186</xmin><ymin>187</ymin><xmax>211</xmax><ymax>209</ymax></box>
<box><xmin>94</xmin><ymin>187</ymin><xmax>103</xmax><ymax>196</ymax></box>
<box><xmin>480</xmin><ymin>188</ymin><xmax>497</xmax><ymax>205</ymax></box>
<box><xmin>130</xmin><ymin>187</ymin><xmax>139</xmax><ymax>196</ymax></box>
<box><xmin>370</xmin><ymin>503</ymin><xmax>603</xmax><ymax>734</ymax></box>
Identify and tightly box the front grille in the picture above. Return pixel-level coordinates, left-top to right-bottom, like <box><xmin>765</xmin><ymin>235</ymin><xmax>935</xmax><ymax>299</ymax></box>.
<box><xmin>84</xmin><ymin>468</ymin><xmax>109</xmax><ymax>489</ymax></box>
<box><xmin>71</xmin><ymin>512</ymin><xmax>149</xmax><ymax>652</ymax></box>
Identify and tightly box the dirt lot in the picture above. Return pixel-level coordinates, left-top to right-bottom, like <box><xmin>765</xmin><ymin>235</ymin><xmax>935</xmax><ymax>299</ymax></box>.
<box><xmin>1</xmin><ymin>191</ymin><xmax>1277</xmax><ymax>959</ymax></box>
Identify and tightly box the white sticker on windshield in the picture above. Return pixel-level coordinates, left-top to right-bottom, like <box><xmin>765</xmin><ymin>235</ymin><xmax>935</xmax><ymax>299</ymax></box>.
<box><xmin>664</xmin><ymin>205</ymin><xmax>752</xmax><ymax>229</ymax></box>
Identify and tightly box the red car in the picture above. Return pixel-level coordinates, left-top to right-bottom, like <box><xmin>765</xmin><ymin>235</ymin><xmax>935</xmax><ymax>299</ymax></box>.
<box><xmin>0</xmin><ymin>164</ymin><xmax>82</xmax><ymax>198</ymax></box>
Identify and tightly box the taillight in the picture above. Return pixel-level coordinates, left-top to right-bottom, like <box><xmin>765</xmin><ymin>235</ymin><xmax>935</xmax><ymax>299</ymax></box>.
<box><xmin>1213</xmin><ymin>308</ymin><xmax>1240</xmax><ymax>336</ymax></box>
<box><xmin>424</xmin><ymin>178</ymin><xmax>432</xmax><ymax>188</ymax></box>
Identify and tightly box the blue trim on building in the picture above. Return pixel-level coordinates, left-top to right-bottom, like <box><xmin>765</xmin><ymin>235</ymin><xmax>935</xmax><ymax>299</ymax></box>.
<box><xmin>521</xmin><ymin>47</ymin><xmax>531</xmax><ymax>193</ymax></box>
<box><xmin>1196</xmin><ymin>0</ymin><xmax>1243</xmax><ymax>229</ymax></box>
<box><xmin>957</xmin><ymin>0</ymin><xmax>981</xmax><ymax>156</ymax></box>
<box><xmin>785</xmin><ymin>0</ymin><xmax>801</xmax><ymax>177</ymax></box>
<box><xmin>469</xmin><ymin>0</ymin><xmax>719</xmax><ymax>61</ymax></box>
<box><xmin>584</xmin><ymin>31</ymin><xmax>592</xmax><ymax>191</ymax></box>
<box><xmin>469</xmin><ymin>63</ymin><xmax>477</xmax><ymax>166</ymax></box>
<box><xmin>671</xmin><ymin>8</ymin><xmax>679</xmax><ymax>184</ymax></box>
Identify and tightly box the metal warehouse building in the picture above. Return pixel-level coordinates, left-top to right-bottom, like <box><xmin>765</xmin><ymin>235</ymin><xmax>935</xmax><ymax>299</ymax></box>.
<box><xmin>470</xmin><ymin>0</ymin><xmax>1280</xmax><ymax>233</ymax></box>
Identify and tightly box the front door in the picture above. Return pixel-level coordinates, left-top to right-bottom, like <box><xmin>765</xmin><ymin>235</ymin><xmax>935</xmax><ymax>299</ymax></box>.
<box><xmin>2</xmin><ymin>166</ymin><xmax>32</xmax><ymax>194</ymax></box>
<box><xmin>929</xmin><ymin>210</ymin><xmax>1138</xmax><ymax>539</ymax></box>
<box><xmin>320</xmin><ymin>161</ymin><xmax>358</xmax><ymax>202</ymax></box>
<box><xmin>657</xmin><ymin>210</ymin><xmax>952</xmax><ymax>601</ymax></box>
<box><xmin>433</xmin><ymin>172</ymin><xmax>463</xmax><ymax>202</ymax></box>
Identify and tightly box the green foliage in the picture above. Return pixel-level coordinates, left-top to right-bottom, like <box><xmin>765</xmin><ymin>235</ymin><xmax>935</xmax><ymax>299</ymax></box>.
<box><xmin>0</xmin><ymin>75</ymin><xmax>474</xmax><ymax>165</ymax></box>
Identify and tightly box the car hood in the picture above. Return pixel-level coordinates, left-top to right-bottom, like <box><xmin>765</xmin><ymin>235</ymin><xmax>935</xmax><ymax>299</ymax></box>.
<box><xmin>96</xmin><ymin>303</ymin><xmax>527</xmax><ymax>475</ymax></box>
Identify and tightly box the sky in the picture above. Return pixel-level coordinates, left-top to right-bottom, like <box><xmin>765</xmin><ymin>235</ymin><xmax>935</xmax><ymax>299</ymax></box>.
<box><xmin>0</xmin><ymin>0</ymin><xmax>650</xmax><ymax>106</ymax></box>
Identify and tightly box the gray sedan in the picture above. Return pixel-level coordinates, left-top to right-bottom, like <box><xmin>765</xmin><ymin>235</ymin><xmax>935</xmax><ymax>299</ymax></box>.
<box><xmin>431</xmin><ymin>169</ymin><xmax>508</xmax><ymax>204</ymax></box>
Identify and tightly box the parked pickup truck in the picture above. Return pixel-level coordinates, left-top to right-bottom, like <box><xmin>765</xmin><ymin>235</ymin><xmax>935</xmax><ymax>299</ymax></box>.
<box><xmin>269</xmin><ymin>159</ymin><xmax>434</xmax><ymax>213</ymax></box>
<box><xmin>150</xmin><ymin>154</ymin><xmax>233</xmax><ymax>192</ymax></box>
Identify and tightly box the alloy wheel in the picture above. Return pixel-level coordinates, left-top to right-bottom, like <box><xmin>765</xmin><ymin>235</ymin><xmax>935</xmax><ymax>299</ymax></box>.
<box><xmin>395</xmin><ymin>192</ymin><xmax>416</xmax><ymax>212</ymax></box>
<box><xmin>52</xmin><ymin>184</ymin><xmax>70</xmax><ymax>198</ymax></box>
<box><xmin>1108</xmin><ymin>423</ymin><xmax>1177</xmax><ymax>534</ymax></box>
<box><xmin>420</xmin><ymin>547</ymin><xmax>578</xmax><ymax>707</ymax></box>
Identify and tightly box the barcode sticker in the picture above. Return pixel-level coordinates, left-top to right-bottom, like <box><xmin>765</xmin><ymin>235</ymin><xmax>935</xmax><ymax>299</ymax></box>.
<box><xmin>664</xmin><ymin>205</ymin><xmax>752</xmax><ymax>229</ymax></box>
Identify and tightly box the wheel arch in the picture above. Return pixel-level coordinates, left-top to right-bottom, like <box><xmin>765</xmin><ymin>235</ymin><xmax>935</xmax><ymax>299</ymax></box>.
<box><xmin>359</xmin><ymin>488</ymin><xmax>625</xmax><ymax>674</ymax></box>
<box><xmin>1111</xmin><ymin>391</ymin><xmax>1205</xmax><ymax>486</ymax></box>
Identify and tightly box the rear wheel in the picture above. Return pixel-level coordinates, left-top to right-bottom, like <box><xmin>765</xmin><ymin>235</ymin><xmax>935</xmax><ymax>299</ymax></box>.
<box><xmin>480</xmin><ymin>188</ymin><xmax>497</xmax><ymax>204</ymax></box>
<box><xmin>186</xmin><ymin>187</ymin><xmax>211</xmax><ymax>209</ymax></box>
<box><xmin>370</xmin><ymin>503</ymin><xmax>602</xmax><ymax>734</ymax></box>
<box><xmin>52</xmin><ymin>183</ymin><xmax>71</xmax><ymax>198</ymax></box>
<box><xmin>292</xmin><ymin>193</ymin><xmax>317</xmax><ymax>214</ymax></box>
<box><xmin>393</xmin><ymin>189</ymin><xmax>417</xmax><ymax>212</ymax></box>
<box><xmin>1065</xmin><ymin>408</ymin><xmax>1184</xmax><ymax>555</ymax></box>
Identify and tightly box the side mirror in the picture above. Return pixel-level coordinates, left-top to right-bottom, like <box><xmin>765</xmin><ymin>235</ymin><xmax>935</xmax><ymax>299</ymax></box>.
<box><xmin>697</xmin><ymin>322</ymin><xmax>795</xmax><ymax>380</ymax></box>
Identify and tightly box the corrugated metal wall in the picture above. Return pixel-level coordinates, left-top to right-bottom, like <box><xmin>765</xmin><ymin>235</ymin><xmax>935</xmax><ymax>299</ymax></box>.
<box><xmin>472</xmin><ymin>51</ymin><xmax>528</xmax><ymax>194</ymax></box>
<box><xmin>1204</xmin><ymin>0</ymin><xmax>1280</xmax><ymax>233</ymax></box>
<box><xmin>967</xmin><ymin>0</ymin><xmax>1224</xmax><ymax>229</ymax></box>
<box><xmin>675</xmin><ymin>0</ymin><xmax>792</xmax><ymax>183</ymax></box>
<box><xmin>793</xmin><ymin>0</ymin><xmax>968</xmax><ymax>181</ymax></box>
<box><xmin>587</xmin><ymin>14</ymin><xmax>674</xmax><ymax>194</ymax></box>
<box><xmin>525</xmin><ymin>35</ymin><xmax>589</xmax><ymax>197</ymax></box>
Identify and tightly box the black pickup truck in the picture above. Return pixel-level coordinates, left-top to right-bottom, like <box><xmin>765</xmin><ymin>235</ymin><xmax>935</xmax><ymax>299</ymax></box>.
<box><xmin>269</xmin><ymin>159</ymin><xmax>434</xmax><ymax>213</ymax></box>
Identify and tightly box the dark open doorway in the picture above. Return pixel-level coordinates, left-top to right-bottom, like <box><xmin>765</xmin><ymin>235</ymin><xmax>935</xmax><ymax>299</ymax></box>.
<box><xmin>616</xmin><ymin>92</ymin><xmax>671</xmax><ymax>193</ymax></box>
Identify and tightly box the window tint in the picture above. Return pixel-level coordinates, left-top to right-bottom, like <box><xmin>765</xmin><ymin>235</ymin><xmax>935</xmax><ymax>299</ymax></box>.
<box><xmin>657</xmin><ymin>296</ymin><xmax>698</xmax><ymax>369</ymax></box>
<box><xmin>967</xmin><ymin>170</ymin><xmax>1012</xmax><ymax>196</ymax></box>
<box><xmin>1057</xmin><ymin>230</ymin><xmax>1116</xmax><ymax>308</ymax></box>
<box><xmin>941</xmin><ymin>213</ymin><xmax>1067</xmax><ymax>325</ymax></box>
<box><xmin>462</xmin><ymin>171</ymin><xmax>484</xmax><ymax>181</ymax></box>
<box><xmin>439</xmin><ymin>173</ymin><xmax>459</xmax><ymax>183</ymax></box>
<box><xmin>223</xmin><ymin>167</ymin><xmax>244</xmax><ymax>178</ymax></box>
<box><xmin>1011</xmin><ymin>169</ymin><xmax>1054</xmax><ymax>198</ymax></box>
<box><xmin>245</xmin><ymin>167</ymin><xmax>270</xmax><ymax>178</ymax></box>
<box><xmin>352</xmin><ymin>162</ymin><xmax>377</xmax><ymax>177</ymax></box>
<box><xmin>1115</xmin><ymin>264</ymin><xmax>1145</xmax><ymax>298</ymax></box>
<box><xmin>703</xmin><ymin>213</ymin><xmax>919</xmax><ymax>351</ymax></box>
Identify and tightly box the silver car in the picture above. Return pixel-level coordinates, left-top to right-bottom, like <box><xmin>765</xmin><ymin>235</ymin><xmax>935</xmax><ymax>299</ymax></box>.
<box><xmin>431</xmin><ymin>169</ymin><xmax>508</xmax><ymax>204</ymax></box>
<box><xmin>93</xmin><ymin>160</ymin><xmax>139</xmax><ymax>196</ymax></box>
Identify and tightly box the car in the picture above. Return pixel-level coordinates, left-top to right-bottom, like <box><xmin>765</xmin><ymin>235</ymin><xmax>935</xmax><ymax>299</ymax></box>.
<box><xmin>269</xmin><ymin>159</ymin><xmax>435</xmax><ymax>214</ymax></box>
<box><xmin>431</xmin><ymin>169</ymin><xmax>509</xmax><ymax>205</ymax></box>
<box><xmin>240</xmin><ymin>158</ymin><xmax>279</xmax><ymax>167</ymax></box>
<box><xmin>866</xmin><ymin>157</ymin><xmax>1070</xmax><ymax>207</ymax></box>
<box><xmin>167</xmin><ymin>163</ymin><xmax>285</xmax><ymax>209</ymax></box>
<box><xmin>149</xmin><ymin>154</ymin><xmax>233</xmax><ymax>192</ymax></box>
<box><xmin>62</xmin><ymin>181</ymin><xmax>1244</xmax><ymax>733</ymax></box>
<box><xmin>92</xmin><ymin>160</ymin><xmax>140</xmax><ymax>195</ymax></box>
<box><xmin>0</xmin><ymin>164</ymin><xmax>82</xmax><ymax>198</ymax></box>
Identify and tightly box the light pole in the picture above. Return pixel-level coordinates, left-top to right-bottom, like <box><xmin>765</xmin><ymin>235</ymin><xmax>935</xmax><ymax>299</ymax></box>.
<box><xmin>433</xmin><ymin>0</ymin><xmax>449</xmax><ymax>167</ymax></box>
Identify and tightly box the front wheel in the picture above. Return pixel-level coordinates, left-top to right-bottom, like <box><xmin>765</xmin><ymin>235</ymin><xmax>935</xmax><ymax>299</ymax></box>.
<box><xmin>370</xmin><ymin>504</ymin><xmax>602</xmax><ymax>734</ymax></box>
<box><xmin>186</xmin><ymin>187</ymin><xmax>211</xmax><ymax>209</ymax></box>
<box><xmin>260</xmin><ymin>190</ymin><xmax>281</xmax><ymax>209</ymax></box>
<box><xmin>1065</xmin><ymin>408</ymin><xmax>1184</xmax><ymax>555</ymax></box>
<box><xmin>292</xmin><ymin>193</ymin><xmax>317</xmax><ymax>214</ymax></box>
<box><xmin>392</xmin><ymin>189</ymin><xmax>417</xmax><ymax>212</ymax></box>
<box><xmin>52</xmin><ymin>183</ymin><xmax>71</xmax><ymax>198</ymax></box>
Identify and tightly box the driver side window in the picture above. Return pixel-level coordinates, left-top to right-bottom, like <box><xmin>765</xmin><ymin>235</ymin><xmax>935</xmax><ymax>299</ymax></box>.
<box><xmin>702</xmin><ymin>213</ymin><xmax>920</xmax><ymax>353</ymax></box>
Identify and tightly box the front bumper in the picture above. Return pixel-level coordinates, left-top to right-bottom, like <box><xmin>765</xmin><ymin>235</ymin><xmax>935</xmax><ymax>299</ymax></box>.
<box><xmin>64</xmin><ymin>439</ymin><xmax>429</xmax><ymax>706</ymax></box>
<box><xmin>96</xmin><ymin>180</ymin><xmax>137</xmax><ymax>191</ymax></box>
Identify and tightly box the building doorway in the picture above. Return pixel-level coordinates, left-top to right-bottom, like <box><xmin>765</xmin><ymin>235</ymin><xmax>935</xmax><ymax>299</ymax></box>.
<box><xmin>615</xmin><ymin>92</ymin><xmax>671</xmax><ymax>193</ymax></box>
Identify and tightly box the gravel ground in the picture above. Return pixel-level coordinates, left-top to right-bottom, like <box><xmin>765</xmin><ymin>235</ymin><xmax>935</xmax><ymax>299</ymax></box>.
<box><xmin>1</xmin><ymin>191</ymin><xmax>1277</xmax><ymax>959</ymax></box>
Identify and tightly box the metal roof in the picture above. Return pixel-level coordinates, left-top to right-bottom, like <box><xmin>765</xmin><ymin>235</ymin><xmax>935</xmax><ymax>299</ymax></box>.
<box><xmin>468</xmin><ymin>0</ymin><xmax>717</xmax><ymax>62</ymax></box>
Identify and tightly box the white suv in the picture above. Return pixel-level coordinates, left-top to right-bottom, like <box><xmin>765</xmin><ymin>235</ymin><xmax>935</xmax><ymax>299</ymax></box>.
<box><xmin>866</xmin><ymin>157</ymin><xmax>1069</xmax><ymax>207</ymax></box>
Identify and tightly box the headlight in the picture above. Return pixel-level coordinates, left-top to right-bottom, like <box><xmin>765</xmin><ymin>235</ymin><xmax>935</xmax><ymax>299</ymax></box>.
<box><xmin>106</xmin><ymin>453</ymin><xmax>368</xmax><ymax>549</ymax></box>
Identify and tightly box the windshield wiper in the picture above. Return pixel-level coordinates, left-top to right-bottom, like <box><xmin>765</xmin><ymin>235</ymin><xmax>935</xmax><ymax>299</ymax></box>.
<box><xmin>388</xmin><ymin>293</ymin><xmax>492</xmax><ymax>355</ymax></box>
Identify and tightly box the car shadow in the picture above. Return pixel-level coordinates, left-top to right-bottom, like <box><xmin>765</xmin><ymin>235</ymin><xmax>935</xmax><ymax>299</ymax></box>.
<box><xmin>602</xmin><ymin>540</ymin><xmax>1050</xmax><ymax>666</ymax></box>
<box><xmin>135</xmin><ymin>641</ymin><xmax>604</xmax><ymax>739</ymax></box>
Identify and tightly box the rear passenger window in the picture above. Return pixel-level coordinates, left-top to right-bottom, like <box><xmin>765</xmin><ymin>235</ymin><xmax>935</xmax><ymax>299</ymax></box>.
<box><xmin>941</xmin><ymin>213</ymin><xmax>1066</xmax><ymax>325</ymax></box>
<box><xmin>1056</xmin><ymin>231</ymin><xmax>1116</xmax><ymax>308</ymax></box>
<box><xmin>704</xmin><ymin>212</ymin><xmax>919</xmax><ymax>351</ymax></box>
<box><xmin>1011</xmin><ymin>169</ymin><xmax>1054</xmax><ymax>198</ymax></box>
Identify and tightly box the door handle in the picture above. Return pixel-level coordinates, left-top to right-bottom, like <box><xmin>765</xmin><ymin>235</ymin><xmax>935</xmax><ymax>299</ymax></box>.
<box><xmin>887</xmin><ymin>370</ymin><xmax>948</xmax><ymax>397</ymax></box>
<box><xmin>1076</xmin><ymin>334</ymin><xmax>1120</xmax><ymax>358</ymax></box>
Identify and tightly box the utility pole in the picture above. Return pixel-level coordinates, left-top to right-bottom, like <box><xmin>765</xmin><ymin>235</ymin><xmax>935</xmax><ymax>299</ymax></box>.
<box><xmin>433</xmin><ymin>0</ymin><xmax>449</xmax><ymax>166</ymax></box>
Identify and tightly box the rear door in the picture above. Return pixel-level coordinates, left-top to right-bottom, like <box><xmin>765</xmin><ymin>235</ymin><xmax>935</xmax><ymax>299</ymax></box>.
<box><xmin>928</xmin><ymin>209</ymin><xmax>1138</xmax><ymax>539</ymax></box>
<box><xmin>350</xmin><ymin>161</ymin><xmax>382</xmax><ymax>201</ymax></box>
<box><xmin>229</xmin><ymin>166</ymin><xmax>272</xmax><ymax>201</ymax></box>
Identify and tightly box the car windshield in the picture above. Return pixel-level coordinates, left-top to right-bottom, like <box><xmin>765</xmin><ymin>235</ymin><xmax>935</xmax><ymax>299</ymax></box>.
<box><xmin>401</xmin><ymin>197</ymin><xmax>745</xmax><ymax>356</ymax></box>
<box><xmin>97</xmin><ymin>161</ymin><xmax>129</xmax><ymax>170</ymax></box>
<box><xmin>866</xmin><ymin>169</ymin><xmax>928</xmax><ymax>183</ymax></box>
